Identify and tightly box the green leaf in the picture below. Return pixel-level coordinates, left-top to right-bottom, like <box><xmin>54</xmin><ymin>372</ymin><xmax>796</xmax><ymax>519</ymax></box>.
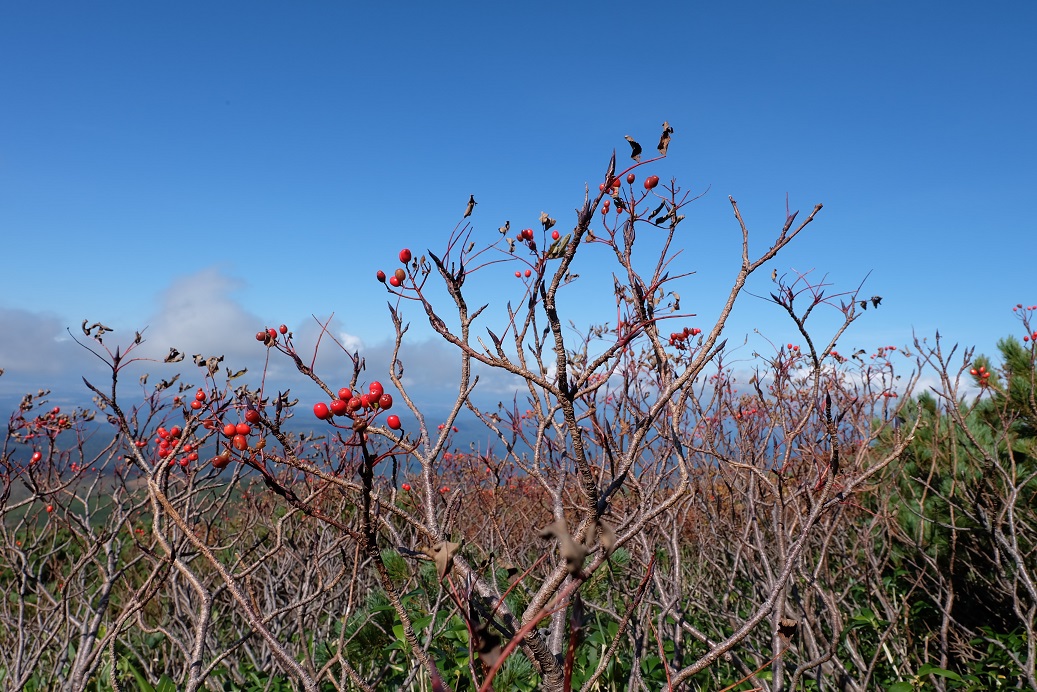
<box><xmin>886</xmin><ymin>683</ymin><xmax>914</xmax><ymax>692</ymax></box>
<box><xmin>154</xmin><ymin>676</ymin><xmax>177</xmax><ymax>692</ymax></box>
<box><xmin>123</xmin><ymin>658</ymin><xmax>155</xmax><ymax>692</ymax></box>
<box><xmin>916</xmin><ymin>664</ymin><xmax>962</xmax><ymax>681</ymax></box>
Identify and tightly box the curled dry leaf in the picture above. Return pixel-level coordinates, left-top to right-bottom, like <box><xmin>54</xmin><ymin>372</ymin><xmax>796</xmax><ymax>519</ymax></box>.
<box><xmin>539</xmin><ymin>211</ymin><xmax>556</xmax><ymax>231</ymax></box>
<box><xmin>778</xmin><ymin>617</ymin><xmax>799</xmax><ymax>642</ymax></box>
<box><xmin>472</xmin><ymin>620</ymin><xmax>503</xmax><ymax>669</ymax></box>
<box><xmin>431</xmin><ymin>540</ymin><xmax>461</xmax><ymax>580</ymax></box>
<box><xmin>464</xmin><ymin>194</ymin><xmax>477</xmax><ymax>218</ymax></box>
<box><xmin>539</xmin><ymin>518</ymin><xmax>587</xmax><ymax>576</ymax></box>
<box><xmin>657</xmin><ymin>121</ymin><xmax>673</xmax><ymax>156</ymax></box>
<box><xmin>624</xmin><ymin>135</ymin><xmax>642</xmax><ymax>162</ymax></box>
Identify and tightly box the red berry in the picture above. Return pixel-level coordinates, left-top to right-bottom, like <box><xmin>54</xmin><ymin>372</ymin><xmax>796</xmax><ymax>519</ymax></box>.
<box><xmin>232</xmin><ymin>434</ymin><xmax>248</xmax><ymax>451</ymax></box>
<box><xmin>46</xmin><ymin>504</ymin><xmax>53</xmax><ymax>513</ymax></box>
<box><xmin>552</xmin><ymin>230</ymin><xmax>560</xmax><ymax>240</ymax></box>
<box><xmin>256</xmin><ymin>331</ymin><xmax>267</xmax><ymax>342</ymax></box>
<box><xmin>611</xmin><ymin>178</ymin><xmax>621</xmax><ymax>189</ymax></box>
<box><xmin>222</xmin><ymin>424</ymin><xmax>237</xmax><ymax>438</ymax></box>
<box><xmin>330</xmin><ymin>399</ymin><xmax>349</xmax><ymax>416</ymax></box>
<box><xmin>244</xmin><ymin>409</ymin><xmax>261</xmax><ymax>424</ymax></box>
<box><xmin>368</xmin><ymin>381</ymin><xmax>384</xmax><ymax>400</ymax></box>
<box><xmin>359</xmin><ymin>393</ymin><xmax>373</xmax><ymax>409</ymax></box>
<box><xmin>515</xmin><ymin>271</ymin><xmax>522</xmax><ymax>278</ymax></box>
<box><xmin>394</xmin><ymin>268</ymin><xmax>406</xmax><ymax>283</ymax></box>
<box><xmin>399</xmin><ymin>248</ymin><xmax>412</xmax><ymax>263</ymax></box>
<box><xmin>386</xmin><ymin>414</ymin><xmax>401</xmax><ymax>430</ymax></box>
<box><xmin>389</xmin><ymin>275</ymin><xmax>401</xmax><ymax>287</ymax></box>
<box><xmin>347</xmin><ymin>396</ymin><xmax>362</xmax><ymax>412</ymax></box>
<box><xmin>378</xmin><ymin>393</ymin><xmax>393</xmax><ymax>410</ymax></box>
<box><xmin>235</xmin><ymin>423</ymin><xmax>251</xmax><ymax>436</ymax></box>
<box><xmin>440</xmin><ymin>486</ymin><xmax>449</xmax><ymax>494</ymax></box>
<box><xmin>195</xmin><ymin>389</ymin><xmax>207</xmax><ymax>401</ymax></box>
<box><xmin>626</xmin><ymin>173</ymin><xmax>636</xmax><ymax>184</ymax></box>
<box><xmin>313</xmin><ymin>402</ymin><xmax>332</xmax><ymax>420</ymax></box>
<box><xmin>169</xmin><ymin>426</ymin><xmax>182</xmax><ymax>438</ymax></box>
<box><xmin>338</xmin><ymin>387</ymin><xmax>353</xmax><ymax>401</ymax></box>
<box><xmin>524</xmin><ymin>269</ymin><xmax>532</xmax><ymax>278</ymax></box>
<box><xmin>190</xmin><ymin>400</ymin><xmax>203</xmax><ymax>410</ymax></box>
<box><xmin>598</xmin><ymin>183</ymin><xmax>606</xmax><ymax>191</ymax></box>
<box><xmin>279</xmin><ymin>324</ymin><xmax>288</xmax><ymax>335</ymax></box>
<box><xmin>376</xmin><ymin>270</ymin><xmax>386</xmax><ymax>282</ymax></box>
<box><xmin>213</xmin><ymin>451</ymin><xmax>231</xmax><ymax>470</ymax></box>
<box><xmin>267</xmin><ymin>328</ymin><xmax>278</xmax><ymax>341</ymax></box>
<box><xmin>644</xmin><ymin>175</ymin><xmax>660</xmax><ymax>190</ymax></box>
<box><xmin>401</xmin><ymin>483</ymin><xmax>411</xmax><ymax>491</ymax></box>
<box><xmin>31</xmin><ymin>451</ymin><xmax>42</xmax><ymax>463</ymax></box>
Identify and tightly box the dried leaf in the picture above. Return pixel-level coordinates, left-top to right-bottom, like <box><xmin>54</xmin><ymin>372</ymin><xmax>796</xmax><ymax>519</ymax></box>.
<box><xmin>778</xmin><ymin>617</ymin><xmax>799</xmax><ymax>641</ymax></box>
<box><xmin>164</xmin><ymin>348</ymin><xmax>184</xmax><ymax>364</ymax></box>
<box><xmin>539</xmin><ymin>211</ymin><xmax>556</xmax><ymax>231</ymax></box>
<box><xmin>499</xmin><ymin>220</ymin><xmax>510</xmax><ymax>235</ymax></box>
<box><xmin>432</xmin><ymin>540</ymin><xmax>461</xmax><ymax>580</ymax></box>
<box><xmin>859</xmin><ymin>300</ymin><xmax>868</xmax><ymax>311</ymax></box>
<box><xmin>624</xmin><ymin>135</ymin><xmax>642</xmax><ymax>162</ymax></box>
<box><xmin>539</xmin><ymin>518</ymin><xmax>587</xmax><ymax>576</ymax></box>
<box><xmin>657</xmin><ymin>121</ymin><xmax>674</xmax><ymax>156</ymax></box>
<box><xmin>546</xmin><ymin>233</ymin><xmax>571</xmax><ymax>259</ymax></box>
<box><xmin>598</xmin><ymin>520</ymin><xmax>617</xmax><ymax>556</ymax></box>
<box><xmin>464</xmin><ymin>194</ymin><xmax>477</xmax><ymax>218</ymax></box>
<box><xmin>648</xmin><ymin>200</ymin><xmax>668</xmax><ymax>221</ymax></box>
<box><xmin>473</xmin><ymin>621</ymin><xmax>503</xmax><ymax>669</ymax></box>
<box><xmin>870</xmin><ymin>296</ymin><xmax>883</xmax><ymax>308</ymax></box>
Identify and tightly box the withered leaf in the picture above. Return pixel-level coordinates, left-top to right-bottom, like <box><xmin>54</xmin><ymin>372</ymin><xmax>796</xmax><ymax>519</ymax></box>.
<box><xmin>539</xmin><ymin>518</ymin><xmax>587</xmax><ymax>576</ymax></box>
<box><xmin>778</xmin><ymin>617</ymin><xmax>799</xmax><ymax>641</ymax></box>
<box><xmin>472</xmin><ymin>621</ymin><xmax>503</xmax><ymax>669</ymax></box>
<box><xmin>539</xmin><ymin>211</ymin><xmax>556</xmax><ymax>231</ymax></box>
<box><xmin>464</xmin><ymin>195</ymin><xmax>477</xmax><ymax>218</ymax></box>
<box><xmin>164</xmin><ymin>348</ymin><xmax>184</xmax><ymax>364</ymax></box>
<box><xmin>499</xmin><ymin>220</ymin><xmax>510</xmax><ymax>235</ymax></box>
<box><xmin>657</xmin><ymin>121</ymin><xmax>674</xmax><ymax>156</ymax></box>
<box><xmin>597</xmin><ymin>520</ymin><xmax>617</xmax><ymax>556</ymax></box>
<box><xmin>227</xmin><ymin>367</ymin><xmax>248</xmax><ymax>380</ymax></box>
<box><xmin>546</xmin><ymin>233</ymin><xmax>571</xmax><ymax>259</ymax></box>
<box><xmin>870</xmin><ymin>296</ymin><xmax>883</xmax><ymax>308</ymax></box>
<box><xmin>156</xmin><ymin>375</ymin><xmax>179</xmax><ymax>391</ymax></box>
<box><xmin>432</xmin><ymin>540</ymin><xmax>461</xmax><ymax>580</ymax></box>
<box><xmin>859</xmin><ymin>300</ymin><xmax>868</xmax><ymax>311</ymax></box>
<box><xmin>648</xmin><ymin>200</ymin><xmax>668</xmax><ymax>221</ymax></box>
<box><xmin>624</xmin><ymin>135</ymin><xmax>642</xmax><ymax>162</ymax></box>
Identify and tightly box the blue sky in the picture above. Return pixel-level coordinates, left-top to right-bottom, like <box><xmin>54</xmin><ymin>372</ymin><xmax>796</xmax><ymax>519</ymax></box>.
<box><xmin>1</xmin><ymin>2</ymin><xmax>1035</xmax><ymax>410</ymax></box>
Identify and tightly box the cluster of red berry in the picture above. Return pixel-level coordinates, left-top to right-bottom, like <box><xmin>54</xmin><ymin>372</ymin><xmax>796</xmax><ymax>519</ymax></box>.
<box><xmin>668</xmin><ymin>326</ymin><xmax>701</xmax><ymax>348</ymax></box>
<box><xmin>152</xmin><ymin>424</ymin><xmax>199</xmax><ymax>469</ymax></box>
<box><xmin>255</xmin><ymin>324</ymin><xmax>289</xmax><ymax>346</ymax></box>
<box><xmin>313</xmin><ymin>381</ymin><xmax>401</xmax><ymax>430</ymax></box>
<box><xmin>17</xmin><ymin>406</ymin><xmax>73</xmax><ymax>441</ymax></box>
<box><xmin>376</xmin><ymin>249</ymin><xmax>412</xmax><ymax>288</ymax></box>
<box><xmin>970</xmin><ymin>364</ymin><xmax>992</xmax><ymax>386</ymax></box>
